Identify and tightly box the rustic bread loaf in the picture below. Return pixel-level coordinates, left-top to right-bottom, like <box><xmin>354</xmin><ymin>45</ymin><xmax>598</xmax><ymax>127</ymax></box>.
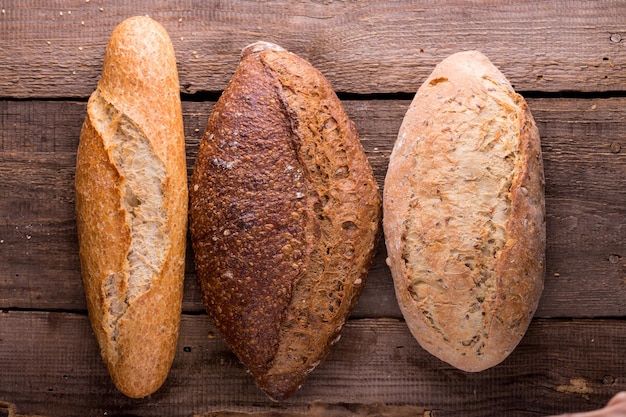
<box><xmin>75</xmin><ymin>16</ymin><xmax>187</xmax><ymax>397</ymax></box>
<box><xmin>383</xmin><ymin>51</ymin><xmax>545</xmax><ymax>372</ymax></box>
<box><xmin>189</xmin><ymin>41</ymin><xmax>381</xmax><ymax>401</ymax></box>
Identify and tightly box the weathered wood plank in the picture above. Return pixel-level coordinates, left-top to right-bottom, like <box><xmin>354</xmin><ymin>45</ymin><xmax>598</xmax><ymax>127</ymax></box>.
<box><xmin>0</xmin><ymin>98</ymin><xmax>624</xmax><ymax>317</ymax></box>
<box><xmin>0</xmin><ymin>312</ymin><xmax>624</xmax><ymax>417</ymax></box>
<box><xmin>195</xmin><ymin>403</ymin><xmax>429</xmax><ymax>417</ymax></box>
<box><xmin>2</xmin><ymin>2</ymin><xmax>624</xmax><ymax>415</ymax></box>
<box><xmin>1</xmin><ymin>0</ymin><xmax>625</xmax><ymax>97</ymax></box>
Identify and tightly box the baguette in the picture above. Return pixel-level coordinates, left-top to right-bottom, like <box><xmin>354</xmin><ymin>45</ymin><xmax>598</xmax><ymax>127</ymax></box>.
<box><xmin>74</xmin><ymin>16</ymin><xmax>187</xmax><ymax>397</ymax></box>
<box><xmin>189</xmin><ymin>41</ymin><xmax>382</xmax><ymax>401</ymax></box>
<box><xmin>383</xmin><ymin>51</ymin><xmax>545</xmax><ymax>372</ymax></box>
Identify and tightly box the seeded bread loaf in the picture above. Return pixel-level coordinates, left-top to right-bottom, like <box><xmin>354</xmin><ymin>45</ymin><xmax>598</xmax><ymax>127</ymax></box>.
<box><xmin>75</xmin><ymin>16</ymin><xmax>187</xmax><ymax>397</ymax></box>
<box><xmin>383</xmin><ymin>50</ymin><xmax>545</xmax><ymax>372</ymax></box>
<box><xmin>189</xmin><ymin>41</ymin><xmax>381</xmax><ymax>401</ymax></box>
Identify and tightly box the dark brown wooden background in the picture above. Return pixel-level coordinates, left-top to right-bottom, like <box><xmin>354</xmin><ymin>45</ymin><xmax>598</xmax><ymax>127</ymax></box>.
<box><xmin>1</xmin><ymin>1</ymin><xmax>625</xmax><ymax>416</ymax></box>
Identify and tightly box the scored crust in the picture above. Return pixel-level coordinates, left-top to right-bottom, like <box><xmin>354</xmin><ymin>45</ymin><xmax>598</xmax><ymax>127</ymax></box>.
<box><xmin>75</xmin><ymin>16</ymin><xmax>187</xmax><ymax>398</ymax></box>
<box><xmin>190</xmin><ymin>41</ymin><xmax>381</xmax><ymax>400</ymax></box>
<box><xmin>383</xmin><ymin>50</ymin><xmax>545</xmax><ymax>372</ymax></box>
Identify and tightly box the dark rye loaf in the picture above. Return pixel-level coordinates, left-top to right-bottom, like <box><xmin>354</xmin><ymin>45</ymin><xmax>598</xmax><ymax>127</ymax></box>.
<box><xmin>189</xmin><ymin>41</ymin><xmax>382</xmax><ymax>401</ymax></box>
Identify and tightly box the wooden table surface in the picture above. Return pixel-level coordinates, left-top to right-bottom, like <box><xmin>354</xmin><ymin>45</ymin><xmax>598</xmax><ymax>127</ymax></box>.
<box><xmin>1</xmin><ymin>1</ymin><xmax>625</xmax><ymax>416</ymax></box>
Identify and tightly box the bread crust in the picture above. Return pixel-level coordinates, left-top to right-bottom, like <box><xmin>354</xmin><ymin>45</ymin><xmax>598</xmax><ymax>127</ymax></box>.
<box><xmin>189</xmin><ymin>41</ymin><xmax>381</xmax><ymax>400</ymax></box>
<box><xmin>383</xmin><ymin>51</ymin><xmax>545</xmax><ymax>372</ymax></box>
<box><xmin>75</xmin><ymin>16</ymin><xmax>187</xmax><ymax>398</ymax></box>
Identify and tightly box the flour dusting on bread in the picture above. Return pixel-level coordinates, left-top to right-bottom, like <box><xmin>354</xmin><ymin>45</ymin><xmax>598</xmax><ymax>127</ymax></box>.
<box><xmin>384</xmin><ymin>50</ymin><xmax>545</xmax><ymax>372</ymax></box>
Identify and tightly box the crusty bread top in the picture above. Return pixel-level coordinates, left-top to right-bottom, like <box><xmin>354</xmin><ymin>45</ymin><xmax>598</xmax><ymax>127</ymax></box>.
<box><xmin>75</xmin><ymin>16</ymin><xmax>187</xmax><ymax>398</ymax></box>
<box><xmin>190</xmin><ymin>41</ymin><xmax>381</xmax><ymax>400</ymax></box>
<box><xmin>99</xmin><ymin>16</ymin><xmax>185</xmax><ymax>172</ymax></box>
<box><xmin>383</xmin><ymin>51</ymin><xmax>545</xmax><ymax>372</ymax></box>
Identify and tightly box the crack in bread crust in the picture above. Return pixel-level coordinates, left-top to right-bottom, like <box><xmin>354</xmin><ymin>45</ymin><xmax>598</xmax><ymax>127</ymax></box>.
<box><xmin>256</xmin><ymin>50</ymin><xmax>381</xmax><ymax>399</ymax></box>
<box><xmin>401</xmin><ymin>80</ymin><xmax>519</xmax><ymax>358</ymax></box>
<box><xmin>89</xmin><ymin>89</ymin><xmax>169</xmax><ymax>346</ymax></box>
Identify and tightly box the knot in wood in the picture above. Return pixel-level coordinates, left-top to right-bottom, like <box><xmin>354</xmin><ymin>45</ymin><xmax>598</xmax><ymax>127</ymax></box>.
<box><xmin>603</xmin><ymin>374</ymin><xmax>616</xmax><ymax>385</ymax></box>
<box><xmin>610</xmin><ymin>142</ymin><xmax>621</xmax><ymax>153</ymax></box>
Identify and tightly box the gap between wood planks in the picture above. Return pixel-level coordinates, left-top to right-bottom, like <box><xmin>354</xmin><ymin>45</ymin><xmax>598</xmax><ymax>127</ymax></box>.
<box><xmin>0</xmin><ymin>400</ymin><xmax>432</xmax><ymax>417</ymax></box>
<box><xmin>2</xmin><ymin>89</ymin><xmax>626</xmax><ymax>103</ymax></box>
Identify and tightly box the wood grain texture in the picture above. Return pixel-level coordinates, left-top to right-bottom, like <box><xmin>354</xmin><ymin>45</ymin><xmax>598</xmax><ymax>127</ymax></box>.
<box><xmin>195</xmin><ymin>403</ymin><xmax>428</xmax><ymax>417</ymax></box>
<box><xmin>1</xmin><ymin>3</ymin><xmax>625</xmax><ymax>412</ymax></box>
<box><xmin>0</xmin><ymin>99</ymin><xmax>624</xmax><ymax>318</ymax></box>
<box><xmin>1</xmin><ymin>0</ymin><xmax>626</xmax><ymax>97</ymax></box>
<box><xmin>0</xmin><ymin>311</ymin><xmax>625</xmax><ymax>417</ymax></box>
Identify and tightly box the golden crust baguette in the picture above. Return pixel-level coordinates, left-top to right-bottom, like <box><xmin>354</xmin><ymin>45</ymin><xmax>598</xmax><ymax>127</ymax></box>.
<box><xmin>384</xmin><ymin>50</ymin><xmax>545</xmax><ymax>372</ymax></box>
<box><xmin>75</xmin><ymin>16</ymin><xmax>187</xmax><ymax>398</ymax></box>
